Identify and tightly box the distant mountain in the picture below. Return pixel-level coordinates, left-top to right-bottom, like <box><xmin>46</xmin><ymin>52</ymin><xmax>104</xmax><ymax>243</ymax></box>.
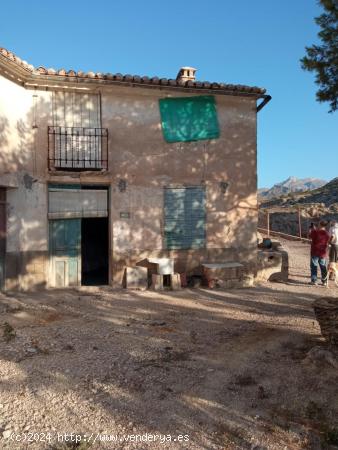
<box><xmin>258</xmin><ymin>176</ymin><xmax>327</xmax><ymax>200</ymax></box>
<box><xmin>258</xmin><ymin>178</ymin><xmax>338</xmax><ymax>237</ymax></box>
<box><xmin>260</xmin><ymin>177</ymin><xmax>338</xmax><ymax>209</ymax></box>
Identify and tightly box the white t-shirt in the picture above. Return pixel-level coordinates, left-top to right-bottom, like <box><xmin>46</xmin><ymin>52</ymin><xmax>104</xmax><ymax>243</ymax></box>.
<box><xmin>329</xmin><ymin>225</ymin><xmax>338</xmax><ymax>244</ymax></box>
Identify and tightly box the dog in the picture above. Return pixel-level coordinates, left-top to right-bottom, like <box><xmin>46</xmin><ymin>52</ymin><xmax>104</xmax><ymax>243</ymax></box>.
<box><xmin>327</xmin><ymin>261</ymin><xmax>338</xmax><ymax>287</ymax></box>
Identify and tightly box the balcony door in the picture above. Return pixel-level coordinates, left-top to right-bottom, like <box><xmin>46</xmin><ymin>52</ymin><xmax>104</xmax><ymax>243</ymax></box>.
<box><xmin>51</xmin><ymin>91</ymin><xmax>104</xmax><ymax>170</ymax></box>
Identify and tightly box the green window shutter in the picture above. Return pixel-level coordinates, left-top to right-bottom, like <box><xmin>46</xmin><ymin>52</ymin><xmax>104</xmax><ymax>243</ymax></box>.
<box><xmin>164</xmin><ymin>187</ymin><xmax>206</xmax><ymax>250</ymax></box>
<box><xmin>159</xmin><ymin>95</ymin><xmax>220</xmax><ymax>143</ymax></box>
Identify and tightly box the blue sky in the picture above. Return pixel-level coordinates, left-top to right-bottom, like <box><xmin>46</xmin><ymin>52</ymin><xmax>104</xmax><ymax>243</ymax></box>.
<box><xmin>1</xmin><ymin>0</ymin><xmax>337</xmax><ymax>188</ymax></box>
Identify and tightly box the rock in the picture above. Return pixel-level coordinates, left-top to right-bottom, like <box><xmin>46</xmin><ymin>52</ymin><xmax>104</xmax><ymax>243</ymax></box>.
<box><xmin>62</xmin><ymin>344</ymin><xmax>74</xmax><ymax>351</ymax></box>
<box><xmin>26</xmin><ymin>347</ymin><xmax>37</xmax><ymax>354</ymax></box>
<box><xmin>3</xmin><ymin>429</ymin><xmax>12</xmax><ymax>439</ymax></box>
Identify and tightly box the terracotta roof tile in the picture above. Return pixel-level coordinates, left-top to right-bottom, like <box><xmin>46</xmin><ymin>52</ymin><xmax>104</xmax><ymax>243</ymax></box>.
<box><xmin>0</xmin><ymin>46</ymin><xmax>267</xmax><ymax>95</ymax></box>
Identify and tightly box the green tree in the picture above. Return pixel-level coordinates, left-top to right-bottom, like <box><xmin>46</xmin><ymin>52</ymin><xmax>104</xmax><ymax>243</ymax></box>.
<box><xmin>301</xmin><ymin>0</ymin><xmax>338</xmax><ymax>112</ymax></box>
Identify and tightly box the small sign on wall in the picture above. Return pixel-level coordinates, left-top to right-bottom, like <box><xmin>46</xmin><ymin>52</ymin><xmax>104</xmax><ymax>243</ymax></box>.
<box><xmin>120</xmin><ymin>212</ymin><xmax>131</xmax><ymax>219</ymax></box>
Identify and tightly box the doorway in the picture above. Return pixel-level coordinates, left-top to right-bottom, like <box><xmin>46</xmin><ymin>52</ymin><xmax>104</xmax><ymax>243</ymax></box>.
<box><xmin>48</xmin><ymin>184</ymin><xmax>109</xmax><ymax>287</ymax></box>
<box><xmin>81</xmin><ymin>217</ymin><xmax>109</xmax><ymax>285</ymax></box>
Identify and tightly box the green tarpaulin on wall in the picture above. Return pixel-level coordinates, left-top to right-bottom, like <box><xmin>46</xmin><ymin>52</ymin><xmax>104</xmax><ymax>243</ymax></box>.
<box><xmin>159</xmin><ymin>95</ymin><xmax>220</xmax><ymax>143</ymax></box>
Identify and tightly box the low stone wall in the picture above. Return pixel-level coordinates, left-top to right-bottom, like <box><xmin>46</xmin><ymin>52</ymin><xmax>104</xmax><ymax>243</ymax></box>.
<box><xmin>112</xmin><ymin>245</ymin><xmax>257</xmax><ymax>287</ymax></box>
<box><xmin>256</xmin><ymin>241</ymin><xmax>289</xmax><ymax>282</ymax></box>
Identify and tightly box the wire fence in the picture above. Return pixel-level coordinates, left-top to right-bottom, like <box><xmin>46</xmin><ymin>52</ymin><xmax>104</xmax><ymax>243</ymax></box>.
<box><xmin>257</xmin><ymin>227</ymin><xmax>311</xmax><ymax>243</ymax></box>
<box><xmin>258</xmin><ymin>206</ymin><xmax>336</xmax><ymax>241</ymax></box>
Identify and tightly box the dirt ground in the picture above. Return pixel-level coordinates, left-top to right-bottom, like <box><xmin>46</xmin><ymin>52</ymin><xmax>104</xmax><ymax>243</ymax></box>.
<box><xmin>0</xmin><ymin>239</ymin><xmax>338</xmax><ymax>450</ymax></box>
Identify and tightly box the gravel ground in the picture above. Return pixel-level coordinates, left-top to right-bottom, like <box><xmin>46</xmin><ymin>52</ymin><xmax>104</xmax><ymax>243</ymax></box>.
<box><xmin>0</xmin><ymin>240</ymin><xmax>338</xmax><ymax>450</ymax></box>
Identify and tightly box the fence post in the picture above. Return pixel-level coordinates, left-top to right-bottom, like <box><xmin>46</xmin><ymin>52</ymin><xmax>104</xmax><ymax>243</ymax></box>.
<box><xmin>298</xmin><ymin>207</ymin><xmax>302</xmax><ymax>238</ymax></box>
<box><xmin>267</xmin><ymin>211</ymin><xmax>270</xmax><ymax>237</ymax></box>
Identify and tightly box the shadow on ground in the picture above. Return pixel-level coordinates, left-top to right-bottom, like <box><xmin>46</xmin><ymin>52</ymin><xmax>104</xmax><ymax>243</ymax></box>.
<box><xmin>1</xmin><ymin>282</ymin><xmax>338</xmax><ymax>449</ymax></box>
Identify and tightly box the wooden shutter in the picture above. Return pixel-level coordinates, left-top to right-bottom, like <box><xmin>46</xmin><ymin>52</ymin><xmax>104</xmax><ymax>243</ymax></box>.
<box><xmin>164</xmin><ymin>187</ymin><xmax>206</xmax><ymax>249</ymax></box>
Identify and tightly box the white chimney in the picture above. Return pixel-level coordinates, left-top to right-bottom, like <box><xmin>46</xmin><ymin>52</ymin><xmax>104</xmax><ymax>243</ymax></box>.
<box><xmin>176</xmin><ymin>66</ymin><xmax>197</xmax><ymax>82</ymax></box>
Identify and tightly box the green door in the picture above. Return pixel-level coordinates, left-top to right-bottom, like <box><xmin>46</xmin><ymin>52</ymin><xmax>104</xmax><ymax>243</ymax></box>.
<box><xmin>49</xmin><ymin>219</ymin><xmax>81</xmax><ymax>287</ymax></box>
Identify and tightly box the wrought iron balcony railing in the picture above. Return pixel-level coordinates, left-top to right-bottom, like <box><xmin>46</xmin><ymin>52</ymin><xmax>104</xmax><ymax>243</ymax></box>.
<box><xmin>48</xmin><ymin>126</ymin><xmax>108</xmax><ymax>171</ymax></box>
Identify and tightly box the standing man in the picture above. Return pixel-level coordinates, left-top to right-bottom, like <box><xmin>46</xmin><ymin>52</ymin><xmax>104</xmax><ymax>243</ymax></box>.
<box><xmin>328</xmin><ymin>220</ymin><xmax>338</xmax><ymax>265</ymax></box>
<box><xmin>308</xmin><ymin>220</ymin><xmax>330</xmax><ymax>285</ymax></box>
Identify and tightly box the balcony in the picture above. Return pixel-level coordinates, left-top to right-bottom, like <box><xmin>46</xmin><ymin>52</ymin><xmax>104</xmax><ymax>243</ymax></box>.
<box><xmin>48</xmin><ymin>126</ymin><xmax>108</xmax><ymax>171</ymax></box>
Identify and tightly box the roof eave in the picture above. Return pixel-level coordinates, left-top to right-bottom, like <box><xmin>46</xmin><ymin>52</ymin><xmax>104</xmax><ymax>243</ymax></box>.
<box><xmin>0</xmin><ymin>49</ymin><xmax>267</xmax><ymax>98</ymax></box>
<box><xmin>22</xmin><ymin>75</ymin><xmax>265</xmax><ymax>99</ymax></box>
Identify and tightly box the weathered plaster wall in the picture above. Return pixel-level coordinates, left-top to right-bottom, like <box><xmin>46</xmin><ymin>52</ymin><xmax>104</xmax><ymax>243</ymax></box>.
<box><xmin>0</xmin><ymin>73</ymin><xmax>258</xmax><ymax>289</ymax></box>
<box><xmin>100</xmin><ymin>87</ymin><xmax>257</xmax><ymax>284</ymax></box>
<box><xmin>0</xmin><ymin>75</ymin><xmax>50</xmax><ymax>289</ymax></box>
<box><xmin>0</xmin><ymin>75</ymin><xmax>51</xmax><ymax>177</ymax></box>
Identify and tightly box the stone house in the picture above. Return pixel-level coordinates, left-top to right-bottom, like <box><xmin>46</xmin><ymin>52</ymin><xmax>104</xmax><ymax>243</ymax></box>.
<box><xmin>0</xmin><ymin>47</ymin><xmax>271</xmax><ymax>290</ymax></box>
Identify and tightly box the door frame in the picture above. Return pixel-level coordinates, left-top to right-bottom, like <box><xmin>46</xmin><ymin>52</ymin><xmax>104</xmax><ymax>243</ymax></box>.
<box><xmin>47</xmin><ymin>183</ymin><xmax>111</xmax><ymax>287</ymax></box>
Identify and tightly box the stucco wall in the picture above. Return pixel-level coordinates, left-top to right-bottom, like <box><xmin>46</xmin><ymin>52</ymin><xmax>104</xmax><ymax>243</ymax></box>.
<box><xmin>0</xmin><ymin>73</ymin><xmax>258</xmax><ymax>289</ymax></box>
<box><xmin>0</xmin><ymin>75</ymin><xmax>50</xmax><ymax>289</ymax></box>
<box><xmin>102</xmin><ymin>88</ymin><xmax>257</xmax><ymax>283</ymax></box>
